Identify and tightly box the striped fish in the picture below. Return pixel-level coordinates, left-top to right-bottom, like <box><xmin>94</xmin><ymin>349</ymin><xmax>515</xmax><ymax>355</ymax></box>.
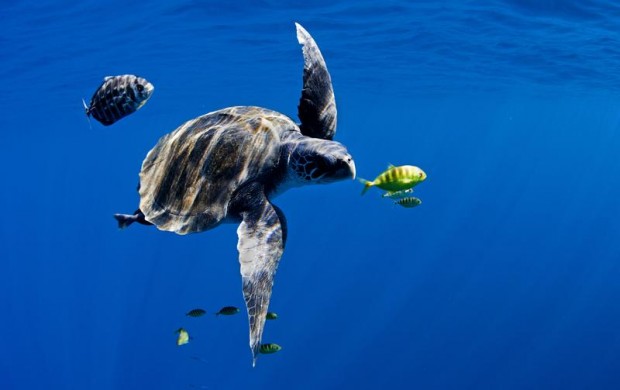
<box><xmin>359</xmin><ymin>164</ymin><xmax>426</xmax><ymax>195</ymax></box>
<box><xmin>83</xmin><ymin>74</ymin><xmax>154</xmax><ymax>126</ymax></box>
<box><xmin>259</xmin><ymin>343</ymin><xmax>282</xmax><ymax>354</ymax></box>
<box><xmin>395</xmin><ymin>196</ymin><xmax>422</xmax><ymax>208</ymax></box>
<box><xmin>382</xmin><ymin>188</ymin><xmax>414</xmax><ymax>199</ymax></box>
<box><xmin>186</xmin><ymin>308</ymin><xmax>207</xmax><ymax>317</ymax></box>
<box><xmin>216</xmin><ymin>306</ymin><xmax>240</xmax><ymax>316</ymax></box>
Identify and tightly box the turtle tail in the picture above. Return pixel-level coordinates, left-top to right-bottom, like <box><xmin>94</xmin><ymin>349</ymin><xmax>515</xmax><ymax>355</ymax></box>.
<box><xmin>113</xmin><ymin>213</ymin><xmax>136</xmax><ymax>229</ymax></box>
<box><xmin>359</xmin><ymin>178</ymin><xmax>373</xmax><ymax>196</ymax></box>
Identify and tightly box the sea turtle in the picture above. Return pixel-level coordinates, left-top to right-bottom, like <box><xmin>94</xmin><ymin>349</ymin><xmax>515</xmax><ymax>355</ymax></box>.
<box><xmin>114</xmin><ymin>23</ymin><xmax>355</xmax><ymax>365</ymax></box>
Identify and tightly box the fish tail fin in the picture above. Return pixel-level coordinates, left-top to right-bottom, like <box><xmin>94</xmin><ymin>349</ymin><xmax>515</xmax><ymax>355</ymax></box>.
<box><xmin>358</xmin><ymin>178</ymin><xmax>372</xmax><ymax>196</ymax></box>
<box><xmin>82</xmin><ymin>99</ymin><xmax>93</xmax><ymax>129</ymax></box>
<box><xmin>82</xmin><ymin>98</ymin><xmax>90</xmax><ymax>116</ymax></box>
<box><xmin>113</xmin><ymin>213</ymin><xmax>135</xmax><ymax>229</ymax></box>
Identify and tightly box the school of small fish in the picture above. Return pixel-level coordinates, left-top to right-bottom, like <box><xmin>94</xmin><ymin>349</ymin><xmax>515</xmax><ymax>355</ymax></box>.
<box><xmin>360</xmin><ymin>164</ymin><xmax>427</xmax><ymax>208</ymax></box>
<box><xmin>175</xmin><ymin>306</ymin><xmax>282</xmax><ymax>357</ymax></box>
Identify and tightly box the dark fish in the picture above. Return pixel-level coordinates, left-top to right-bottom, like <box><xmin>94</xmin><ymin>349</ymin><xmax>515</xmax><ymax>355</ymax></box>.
<box><xmin>83</xmin><ymin>74</ymin><xmax>154</xmax><ymax>126</ymax></box>
<box><xmin>259</xmin><ymin>343</ymin><xmax>282</xmax><ymax>354</ymax></box>
<box><xmin>186</xmin><ymin>308</ymin><xmax>207</xmax><ymax>317</ymax></box>
<box><xmin>266</xmin><ymin>312</ymin><xmax>278</xmax><ymax>320</ymax></box>
<box><xmin>216</xmin><ymin>306</ymin><xmax>240</xmax><ymax>316</ymax></box>
<box><xmin>395</xmin><ymin>196</ymin><xmax>422</xmax><ymax>208</ymax></box>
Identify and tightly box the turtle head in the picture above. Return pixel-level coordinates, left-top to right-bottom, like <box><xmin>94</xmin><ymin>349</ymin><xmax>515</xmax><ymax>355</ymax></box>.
<box><xmin>289</xmin><ymin>138</ymin><xmax>356</xmax><ymax>185</ymax></box>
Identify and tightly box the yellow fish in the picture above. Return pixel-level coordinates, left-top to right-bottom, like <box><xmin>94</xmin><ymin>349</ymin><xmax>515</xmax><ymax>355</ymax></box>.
<box><xmin>176</xmin><ymin>327</ymin><xmax>190</xmax><ymax>346</ymax></box>
<box><xmin>259</xmin><ymin>343</ymin><xmax>282</xmax><ymax>354</ymax></box>
<box><xmin>359</xmin><ymin>165</ymin><xmax>426</xmax><ymax>195</ymax></box>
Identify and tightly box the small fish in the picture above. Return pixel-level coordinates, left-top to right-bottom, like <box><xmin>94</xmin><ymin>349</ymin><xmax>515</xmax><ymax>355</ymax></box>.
<box><xmin>83</xmin><ymin>74</ymin><xmax>154</xmax><ymax>126</ymax></box>
<box><xmin>259</xmin><ymin>343</ymin><xmax>282</xmax><ymax>354</ymax></box>
<box><xmin>176</xmin><ymin>327</ymin><xmax>190</xmax><ymax>346</ymax></box>
<box><xmin>266</xmin><ymin>312</ymin><xmax>278</xmax><ymax>320</ymax></box>
<box><xmin>216</xmin><ymin>306</ymin><xmax>240</xmax><ymax>316</ymax></box>
<box><xmin>186</xmin><ymin>308</ymin><xmax>207</xmax><ymax>317</ymax></box>
<box><xmin>382</xmin><ymin>188</ymin><xmax>414</xmax><ymax>199</ymax></box>
<box><xmin>395</xmin><ymin>196</ymin><xmax>422</xmax><ymax>208</ymax></box>
<box><xmin>359</xmin><ymin>164</ymin><xmax>426</xmax><ymax>195</ymax></box>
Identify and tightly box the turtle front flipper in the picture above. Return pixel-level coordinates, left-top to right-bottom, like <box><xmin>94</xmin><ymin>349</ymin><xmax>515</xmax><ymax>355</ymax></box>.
<box><xmin>295</xmin><ymin>22</ymin><xmax>337</xmax><ymax>140</ymax></box>
<box><xmin>235</xmin><ymin>190</ymin><xmax>287</xmax><ymax>367</ymax></box>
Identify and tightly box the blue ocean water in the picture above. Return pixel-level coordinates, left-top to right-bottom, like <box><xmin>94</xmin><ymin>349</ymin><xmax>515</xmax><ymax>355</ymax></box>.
<box><xmin>2</xmin><ymin>1</ymin><xmax>620</xmax><ymax>389</ymax></box>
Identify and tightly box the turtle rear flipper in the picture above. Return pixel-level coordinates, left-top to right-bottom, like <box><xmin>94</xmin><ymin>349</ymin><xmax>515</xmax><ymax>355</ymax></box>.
<box><xmin>235</xmin><ymin>185</ymin><xmax>287</xmax><ymax>367</ymax></box>
<box><xmin>114</xmin><ymin>213</ymin><xmax>136</xmax><ymax>229</ymax></box>
<box><xmin>113</xmin><ymin>209</ymin><xmax>152</xmax><ymax>229</ymax></box>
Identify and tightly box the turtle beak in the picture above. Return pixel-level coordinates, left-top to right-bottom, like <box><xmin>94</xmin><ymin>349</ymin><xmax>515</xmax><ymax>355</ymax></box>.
<box><xmin>326</xmin><ymin>155</ymin><xmax>355</xmax><ymax>182</ymax></box>
<box><xmin>348</xmin><ymin>157</ymin><xmax>356</xmax><ymax>180</ymax></box>
<box><xmin>339</xmin><ymin>155</ymin><xmax>356</xmax><ymax>180</ymax></box>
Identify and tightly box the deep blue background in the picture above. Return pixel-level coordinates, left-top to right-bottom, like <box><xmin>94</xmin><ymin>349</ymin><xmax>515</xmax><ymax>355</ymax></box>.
<box><xmin>2</xmin><ymin>1</ymin><xmax>620</xmax><ymax>389</ymax></box>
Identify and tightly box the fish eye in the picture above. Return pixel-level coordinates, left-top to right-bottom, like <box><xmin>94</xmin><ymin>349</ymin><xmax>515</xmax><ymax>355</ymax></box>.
<box><xmin>137</xmin><ymin>84</ymin><xmax>144</xmax><ymax>92</ymax></box>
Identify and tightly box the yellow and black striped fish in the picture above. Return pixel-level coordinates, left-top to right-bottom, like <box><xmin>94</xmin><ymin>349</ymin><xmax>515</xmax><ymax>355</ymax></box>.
<box><xmin>83</xmin><ymin>74</ymin><xmax>154</xmax><ymax>126</ymax></box>
<box><xmin>395</xmin><ymin>196</ymin><xmax>422</xmax><ymax>208</ymax></box>
<box><xmin>359</xmin><ymin>164</ymin><xmax>426</xmax><ymax>195</ymax></box>
<box><xmin>259</xmin><ymin>343</ymin><xmax>282</xmax><ymax>354</ymax></box>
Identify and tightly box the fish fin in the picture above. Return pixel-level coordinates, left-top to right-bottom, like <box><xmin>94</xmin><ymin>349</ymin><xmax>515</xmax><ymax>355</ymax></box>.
<box><xmin>358</xmin><ymin>178</ymin><xmax>372</xmax><ymax>196</ymax></box>
<box><xmin>82</xmin><ymin>99</ymin><xmax>93</xmax><ymax>129</ymax></box>
<box><xmin>104</xmin><ymin>76</ymin><xmax>113</xmax><ymax>81</ymax></box>
<box><xmin>82</xmin><ymin>98</ymin><xmax>90</xmax><ymax>115</ymax></box>
<box><xmin>387</xmin><ymin>163</ymin><xmax>395</xmax><ymax>169</ymax></box>
<box><xmin>113</xmin><ymin>213</ymin><xmax>135</xmax><ymax>229</ymax></box>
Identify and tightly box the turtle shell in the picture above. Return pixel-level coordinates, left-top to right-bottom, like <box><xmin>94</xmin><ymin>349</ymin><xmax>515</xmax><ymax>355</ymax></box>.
<box><xmin>139</xmin><ymin>106</ymin><xmax>297</xmax><ymax>234</ymax></box>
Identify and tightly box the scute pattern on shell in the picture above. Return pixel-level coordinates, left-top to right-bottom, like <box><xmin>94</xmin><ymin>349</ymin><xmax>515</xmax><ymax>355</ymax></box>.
<box><xmin>139</xmin><ymin>106</ymin><xmax>298</xmax><ymax>235</ymax></box>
